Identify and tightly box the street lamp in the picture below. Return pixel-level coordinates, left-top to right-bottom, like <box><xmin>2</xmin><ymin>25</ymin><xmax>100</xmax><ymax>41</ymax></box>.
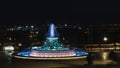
<box><xmin>103</xmin><ymin>37</ymin><xmax>108</xmax><ymax>43</ymax></box>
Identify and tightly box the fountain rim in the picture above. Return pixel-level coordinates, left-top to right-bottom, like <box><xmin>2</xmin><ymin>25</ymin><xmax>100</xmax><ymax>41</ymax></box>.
<box><xmin>13</xmin><ymin>55</ymin><xmax>87</xmax><ymax>60</ymax></box>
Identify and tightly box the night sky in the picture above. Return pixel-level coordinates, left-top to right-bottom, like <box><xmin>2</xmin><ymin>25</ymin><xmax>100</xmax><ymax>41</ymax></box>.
<box><xmin>1</xmin><ymin>1</ymin><xmax>120</xmax><ymax>25</ymax></box>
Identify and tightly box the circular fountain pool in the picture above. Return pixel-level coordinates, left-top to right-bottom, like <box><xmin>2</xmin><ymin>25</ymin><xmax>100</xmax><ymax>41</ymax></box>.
<box><xmin>14</xmin><ymin>46</ymin><xmax>88</xmax><ymax>60</ymax></box>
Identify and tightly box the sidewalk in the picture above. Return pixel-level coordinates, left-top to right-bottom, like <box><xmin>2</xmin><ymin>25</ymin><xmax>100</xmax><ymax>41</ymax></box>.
<box><xmin>93</xmin><ymin>60</ymin><xmax>115</xmax><ymax>65</ymax></box>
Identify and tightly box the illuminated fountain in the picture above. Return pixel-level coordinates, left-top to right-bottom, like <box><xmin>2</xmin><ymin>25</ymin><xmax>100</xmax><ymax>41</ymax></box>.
<box><xmin>14</xmin><ymin>24</ymin><xmax>88</xmax><ymax>60</ymax></box>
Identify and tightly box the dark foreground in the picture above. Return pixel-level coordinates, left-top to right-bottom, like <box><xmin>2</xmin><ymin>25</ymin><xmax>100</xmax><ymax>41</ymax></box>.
<box><xmin>1</xmin><ymin>51</ymin><xmax>120</xmax><ymax>68</ymax></box>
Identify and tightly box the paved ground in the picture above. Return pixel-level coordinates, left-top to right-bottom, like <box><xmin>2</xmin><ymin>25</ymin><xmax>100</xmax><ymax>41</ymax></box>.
<box><xmin>0</xmin><ymin>51</ymin><xmax>120</xmax><ymax>68</ymax></box>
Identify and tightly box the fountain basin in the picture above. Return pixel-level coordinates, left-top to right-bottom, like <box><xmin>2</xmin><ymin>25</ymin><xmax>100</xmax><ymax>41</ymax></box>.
<box><xmin>14</xmin><ymin>46</ymin><xmax>88</xmax><ymax>60</ymax></box>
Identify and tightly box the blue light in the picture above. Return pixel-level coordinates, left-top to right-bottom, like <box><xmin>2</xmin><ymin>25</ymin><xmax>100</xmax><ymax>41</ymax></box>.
<box><xmin>47</xmin><ymin>23</ymin><xmax>59</xmax><ymax>38</ymax></box>
<box><xmin>50</xmin><ymin>24</ymin><xmax>54</xmax><ymax>37</ymax></box>
<box><xmin>75</xmin><ymin>51</ymin><xmax>88</xmax><ymax>56</ymax></box>
<box><xmin>17</xmin><ymin>52</ymin><xmax>30</xmax><ymax>57</ymax></box>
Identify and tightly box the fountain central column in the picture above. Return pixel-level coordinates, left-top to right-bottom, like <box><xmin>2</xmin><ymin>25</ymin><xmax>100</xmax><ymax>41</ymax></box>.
<box><xmin>42</xmin><ymin>24</ymin><xmax>63</xmax><ymax>50</ymax></box>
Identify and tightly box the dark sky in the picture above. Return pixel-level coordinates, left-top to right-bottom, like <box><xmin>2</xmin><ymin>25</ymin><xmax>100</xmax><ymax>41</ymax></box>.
<box><xmin>1</xmin><ymin>1</ymin><xmax>120</xmax><ymax>25</ymax></box>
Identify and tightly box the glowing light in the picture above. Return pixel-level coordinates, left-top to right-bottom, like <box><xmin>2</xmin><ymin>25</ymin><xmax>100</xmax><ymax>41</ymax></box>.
<box><xmin>0</xmin><ymin>43</ymin><xmax>2</xmax><ymax>46</ymax></box>
<box><xmin>63</xmin><ymin>37</ymin><xmax>65</xmax><ymax>40</ymax></box>
<box><xmin>14</xmin><ymin>55</ymin><xmax>87</xmax><ymax>60</ymax></box>
<box><xmin>47</xmin><ymin>24</ymin><xmax>58</xmax><ymax>38</ymax></box>
<box><xmin>26</xmin><ymin>26</ymin><xmax>28</xmax><ymax>28</ymax></box>
<box><xmin>29</xmin><ymin>50</ymin><xmax>76</xmax><ymax>57</ymax></box>
<box><xmin>9</xmin><ymin>37</ymin><xmax>12</xmax><ymax>41</ymax></box>
<box><xmin>78</xmin><ymin>27</ymin><xmax>82</xmax><ymax>30</ymax></box>
<box><xmin>85</xmin><ymin>31</ymin><xmax>88</xmax><ymax>34</ymax></box>
<box><xmin>36</xmin><ymin>31</ymin><xmax>39</xmax><ymax>34</ymax></box>
<box><xmin>18</xmin><ymin>27</ymin><xmax>22</xmax><ymax>30</ymax></box>
<box><xmin>65</xmin><ymin>24</ymin><xmax>67</xmax><ymax>27</ymax></box>
<box><xmin>18</xmin><ymin>43</ymin><xmax>22</xmax><ymax>46</ymax></box>
<box><xmin>3</xmin><ymin>46</ymin><xmax>14</xmax><ymax>51</ymax></box>
<box><xmin>31</xmin><ymin>25</ymin><xmax>34</xmax><ymax>28</ymax></box>
<box><xmin>11</xmin><ymin>28</ymin><xmax>14</xmax><ymax>31</ymax></box>
<box><xmin>29</xmin><ymin>35</ymin><xmax>32</xmax><ymax>38</ymax></box>
<box><xmin>102</xmin><ymin>52</ymin><xmax>108</xmax><ymax>60</ymax></box>
<box><xmin>103</xmin><ymin>37</ymin><xmax>108</xmax><ymax>42</ymax></box>
<box><xmin>50</xmin><ymin>24</ymin><xmax>55</xmax><ymax>37</ymax></box>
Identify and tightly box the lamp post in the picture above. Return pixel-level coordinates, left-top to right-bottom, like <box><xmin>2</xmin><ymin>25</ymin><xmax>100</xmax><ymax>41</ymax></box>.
<box><xmin>101</xmin><ymin>37</ymin><xmax>108</xmax><ymax>51</ymax></box>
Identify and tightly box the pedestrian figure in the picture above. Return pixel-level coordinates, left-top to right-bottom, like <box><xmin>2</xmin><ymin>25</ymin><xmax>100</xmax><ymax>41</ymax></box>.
<box><xmin>86</xmin><ymin>52</ymin><xmax>94</xmax><ymax>65</ymax></box>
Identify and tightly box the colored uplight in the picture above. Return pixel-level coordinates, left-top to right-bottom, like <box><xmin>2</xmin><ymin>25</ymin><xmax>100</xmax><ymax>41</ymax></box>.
<box><xmin>17</xmin><ymin>52</ymin><xmax>30</xmax><ymax>56</ymax></box>
<box><xmin>50</xmin><ymin>24</ymin><xmax>54</xmax><ymax>37</ymax></box>
<box><xmin>75</xmin><ymin>51</ymin><xmax>88</xmax><ymax>56</ymax></box>
<box><xmin>47</xmin><ymin>24</ymin><xmax>58</xmax><ymax>38</ymax></box>
<box><xmin>29</xmin><ymin>50</ymin><xmax>75</xmax><ymax>57</ymax></box>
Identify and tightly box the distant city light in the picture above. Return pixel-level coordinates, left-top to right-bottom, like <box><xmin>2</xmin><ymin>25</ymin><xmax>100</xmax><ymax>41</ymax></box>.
<box><xmin>9</xmin><ymin>37</ymin><xmax>12</xmax><ymax>41</ymax></box>
<box><xmin>0</xmin><ymin>43</ymin><xmax>2</xmax><ymax>46</ymax></box>
<box><xmin>63</xmin><ymin>37</ymin><xmax>65</xmax><ymax>40</ymax></box>
<box><xmin>31</xmin><ymin>25</ymin><xmax>34</xmax><ymax>28</ymax></box>
<box><xmin>65</xmin><ymin>24</ymin><xmax>67</xmax><ymax>27</ymax></box>
<box><xmin>26</xmin><ymin>26</ymin><xmax>28</xmax><ymax>28</ymax></box>
<box><xmin>3</xmin><ymin>46</ymin><xmax>14</xmax><ymax>51</ymax></box>
<box><xmin>18</xmin><ymin>43</ymin><xmax>22</xmax><ymax>46</ymax></box>
<box><xmin>29</xmin><ymin>35</ymin><xmax>32</xmax><ymax>38</ymax></box>
<box><xmin>74</xmin><ymin>26</ymin><xmax>76</xmax><ymax>28</ymax></box>
<box><xmin>36</xmin><ymin>31</ymin><xmax>39</xmax><ymax>34</ymax></box>
<box><xmin>30</xmin><ymin>31</ymin><xmax>34</xmax><ymax>34</ymax></box>
<box><xmin>11</xmin><ymin>28</ymin><xmax>14</xmax><ymax>31</ymax></box>
<box><xmin>114</xmin><ymin>24</ymin><xmax>117</xmax><ymax>26</ymax></box>
<box><xmin>85</xmin><ymin>31</ymin><xmax>88</xmax><ymax>34</ymax></box>
<box><xmin>78</xmin><ymin>27</ymin><xmax>82</xmax><ymax>30</ymax></box>
<box><xmin>18</xmin><ymin>27</ymin><xmax>22</xmax><ymax>30</ymax></box>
